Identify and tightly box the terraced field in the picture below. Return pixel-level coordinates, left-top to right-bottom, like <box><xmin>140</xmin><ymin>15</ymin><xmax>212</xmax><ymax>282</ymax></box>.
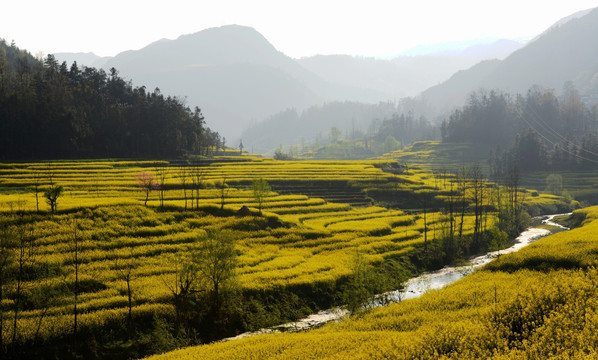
<box><xmin>148</xmin><ymin>206</ymin><xmax>598</xmax><ymax>360</ymax></box>
<box><xmin>521</xmin><ymin>170</ymin><xmax>598</xmax><ymax>204</ymax></box>
<box><xmin>381</xmin><ymin>141</ymin><xmax>598</xmax><ymax>205</ymax></box>
<box><xmin>0</xmin><ymin>156</ymin><xmax>566</xmax><ymax>357</ymax></box>
<box><xmin>379</xmin><ymin>141</ymin><xmax>491</xmax><ymax>172</ymax></box>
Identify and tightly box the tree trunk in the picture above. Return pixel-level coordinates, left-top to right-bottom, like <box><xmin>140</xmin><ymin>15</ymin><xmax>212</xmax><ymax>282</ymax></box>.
<box><xmin>183</xmin><ymin>187</ymin><xmax>187</xmax><ymax>211</ymax></box>
<box><xmin>34</xmin><ymin>304</ymin><xmax>49</xmax><ymax>342</ymax></box>
<box><xmin>34</xmin><ymin>184</ymin><xmax>39</xmax><ymax>213</ymax></box>
<box><xmin>73</xmin><ymin>226</ymin><xmax>79</xmax><ymax>349</ymax></box>
<box><xmin>423</xmin><ymin>196</ymin><xmax>428</xmax><ymax>253</ymax></box>
<box><xmin>0</xmin><ymin>276</ymin><xmax>3</xmax><ymax>353</ymax></box>
<box><xmin>127</xmin><ymin>276</ymin><xmax>132</xmax><ymax>339</ymax></box>
<box><xmin>12</xmin><ymin>247</ymin><xmax>24</xmax><ymax>343</ymax></box>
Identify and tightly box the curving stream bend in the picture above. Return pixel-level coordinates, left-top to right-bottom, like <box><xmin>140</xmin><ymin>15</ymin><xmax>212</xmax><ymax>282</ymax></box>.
<box><xmin>387</xmin><ymin>213</ymin><xmax>569</xmax><ymax>302</ymax></box>
<box><xmin>224</xmin><ymin>213</ymin><xmax>570</xmax><ymax>341</ymax></box>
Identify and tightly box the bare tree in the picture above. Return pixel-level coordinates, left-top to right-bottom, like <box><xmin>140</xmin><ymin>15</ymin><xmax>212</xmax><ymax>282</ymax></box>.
<box><xmin>163</xmin><ymin>257</ymin><xmax>198</xmax><ymax>335</ymax></box>
<box><xmin>468</xmin><ymin>163</ymin><xmax>486</xmax><ymax>245</ymax></box>
<box><xmin>190</xmin><ymin>165</ymin><xmax>204</xmax><ymax>210</ymax></box>
<box><xmin>0</xmin><ymin>221</ymin><xmax>16</xmax><ymax>353</ymax></box>
<box><xmin>32</xmin><ymin>170</ymin><xmax>42</xmax><ymax>213</ymax></box>
<box><xmin>218</xmin><ymin>178</ymin><xmax>229</xmax><ymax>211</ymax></box>
<box><xmin>11</xmin><ymin>218</ymin><xmax>35</xmax><ymax>344</ymax></box>
<box><xmin>456</xmin><ymin>165</ymin><xmax>468</xmax><ymax>243</ymax></box>
<box><xmin>136</xmin><ymin>171</ymin><xmax>158</xmax><ymax>207</ymax></box>
<box><xmin>68</xmin><ymin>219</ymin><xmax>82</xmax><ymax>347</ymax></box>
<box><xmin>156</xmin><ymin>166</ymin><xmax>168</xmax><ymax>209</ymax></box>
<box><xmin>46</xmin><ymin>163</ymin><xmax>55</xmax><ymax>187</ymax></box>
<box><xmin>502</xmin><ymin>165</ymin><xmax>526</xmax><ymax>236</ymax></box>
<box><xmin>422</xmin><ymin>190</ymin><xmax>429</xmax><ymax>253</ymax></box>
<box><xmin>445</xmin><ymin>170</ymin><xmax>456</xmax><ymax>242</ymax></box>
<box><xmin>113</xmin><ymin>251</ymin><xmax>137</xmax><ymax>339</ymax></box>
<box><xmin>506</xmin><ymin>166</ymin><xmax>520</xmax><ymax>221</ymax></box>
<box><xmin>32</xmin><ymin>263</ymin><xmax>59</xmax><ymax>343</ymax></box>
<box><xmin>178</xmin><ymin>167</ymin><xmax>189</xmax><ymax>211</ymax></box>
<box><xmin>251</xmin><ymin>178</ymin><xmax>271</xmax><ymax>216</ymax></box>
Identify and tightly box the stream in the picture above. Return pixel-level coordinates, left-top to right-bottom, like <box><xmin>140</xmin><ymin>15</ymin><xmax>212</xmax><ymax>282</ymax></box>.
<box><xmin>224</xmin><ymin>213</ymin><xmax>570</xmax><ymax>341</ymax></box>
<box><xmin>383</xmin><ymin>213</ymin><xmax>569</xmax><ymax>303</ymax></box>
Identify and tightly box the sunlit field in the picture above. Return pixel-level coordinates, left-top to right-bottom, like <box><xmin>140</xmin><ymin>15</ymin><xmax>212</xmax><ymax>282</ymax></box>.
<box><xmin>147</xmin><ymin>205</ymin><xmax>598</xmax><ymax>360</ymax></box>
<box><xmin>0</xmin><ymin>157</ymin><xmax>566</xmax><ymax>352</ymax></box>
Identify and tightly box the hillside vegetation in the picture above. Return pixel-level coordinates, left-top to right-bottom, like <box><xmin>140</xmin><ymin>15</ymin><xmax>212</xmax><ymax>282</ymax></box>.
<box><xmin>0</xmin><ymin>40</ymin><xmax>221</xmax><ymax>160</ymax></box>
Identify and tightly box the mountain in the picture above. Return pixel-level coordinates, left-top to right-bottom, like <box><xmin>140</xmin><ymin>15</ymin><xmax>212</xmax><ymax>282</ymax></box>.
<box><xmin>421</xmin><ymin>60</ymin><xmax>503</xmax><ymax>114</ymax></box>
<box><xmin>54</xmin><ymin>6</ymin><xmax>598</xmax><ymax>149</ymax></box>
<box><xmin>102</xmin><ymin>25</ymin><xmax>324</xmax><ymax>139</ymax></box>
<box><xmin>55</xmin><ymin>27</ymin><xmax>523</xmax><ymax>141</ymax></box>
<box><xmin>532</xmin><ymin>7</ymin><xmax>594</xmax><ymax>40</ymax></box>
<box><xmin>297</xmin><ymin>39</ymin><xmax>523</xmax><ymax>100</ymax></box>
<box><xmin>240</xmin><ymin>101</ymin><xmax>400</xmax><ymax>154</ymax></box>
<box><xmin>420</xmin><ymin>7</ymin><xmax>598</xmax><ymax>113</ymax></box>
<box><xmin>53</xmin><ymin>52</ymin><xmax>109</xmax><ymax>68</ymax></box>
<box><xmin>455</xmin><ymin>39</ymin><xmax>523</xmax><ymax>58</ymax></box>
<box><xmin>57</xmin><ymin>25</ymin><xmax>382</xmax><ymax>139</ymax></box>
<box><xmin>481</xmin><ymin>7</ymin><xmax>598</xmax><ymax>94</ymax></box>
<box><xmin>238</xmin><ymin>39</ymin><xmax>522</xmax><ymax>153</ymax></box>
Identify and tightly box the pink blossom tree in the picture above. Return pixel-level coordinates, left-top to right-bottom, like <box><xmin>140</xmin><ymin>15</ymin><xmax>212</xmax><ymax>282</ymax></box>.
<box><xmin>136</xmin><ymin>171</ymin><xmax>158</xmax><ymax>206</ymax></box>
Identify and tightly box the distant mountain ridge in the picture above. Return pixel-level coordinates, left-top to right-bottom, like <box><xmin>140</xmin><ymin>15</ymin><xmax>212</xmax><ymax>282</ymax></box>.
<box><xmin>57</xmin><ymin>25</ymin><xmax>384</xmax><ymax>139</ymax></box>
<box><xmin>53</xmin><ymin>7</ymin><xmax>598</xmax><ymax>148</ymax></box>
<box><xmin>55</xmin><ymin>26</ymin><xmax>523</xmax><ymax>140</ymax></box>
<box><xmin>52</xmin><ymin>52</ymin><xmax>109</xmax><ymax>68</ymax></box>
<box><xmin>295</xmin><ymin>39</ymin><xmax>522</xmax><ymax>100</ymax></box>
<box><xmin>396</xmin><ymin>38</ymin><xmax>522</xmax><ymax>57</ymax></box>
<box><xmin>421</xmin><ymin>7</ymin><xmax>598</xmax><ymax>112</ymax></box>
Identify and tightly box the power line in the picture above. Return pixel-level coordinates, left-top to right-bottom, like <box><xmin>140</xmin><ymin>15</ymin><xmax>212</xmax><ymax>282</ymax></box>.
<box><xmin>516</xmin><ymin>107</ymin><xmax>598</xmax><ymax>164</ymax></box>
<box><xmin>524</xmin><ymin>100</ymin><xmax>598</xmax><ymax>158</ymax></box>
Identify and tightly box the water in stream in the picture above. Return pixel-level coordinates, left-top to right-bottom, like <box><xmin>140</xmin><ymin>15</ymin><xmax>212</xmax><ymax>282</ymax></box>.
<box><xmin>224</xmin><ymin>213</ymin><xmax>570</xmax><ymax>341</ymax></box>
<box><xmin>385</xmin><ymin>213</ymin><xmax>569</xmax><ymax>302</ymax></box>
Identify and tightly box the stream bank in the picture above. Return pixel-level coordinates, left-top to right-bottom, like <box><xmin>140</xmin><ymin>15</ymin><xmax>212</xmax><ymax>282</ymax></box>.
<box><xmin>224</xmin><ymin>213</ymin><xmax>570</xmax><ymax>341</ymax></box>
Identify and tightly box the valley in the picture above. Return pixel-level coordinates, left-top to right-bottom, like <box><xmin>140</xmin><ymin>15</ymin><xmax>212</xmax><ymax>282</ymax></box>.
<box><xmin>1</xmin><ymin>3</ymin><xmax>598</xmax><ymax>359</ymax></box>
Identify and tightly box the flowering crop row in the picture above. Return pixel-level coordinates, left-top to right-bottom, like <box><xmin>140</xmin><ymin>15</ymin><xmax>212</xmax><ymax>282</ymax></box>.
<box><xmin>0</xmin><ymin>158</ymin><xmax>566</xmax><ymax>347</ymax></box>
<box><xmin>148</xmin><ymin>206</ymin><xmax>598</xmax><ymax>360</ymax></box>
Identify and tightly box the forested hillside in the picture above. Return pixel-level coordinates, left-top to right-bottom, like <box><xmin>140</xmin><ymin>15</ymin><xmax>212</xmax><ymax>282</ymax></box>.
<box><xmin>440</xmin><ymin>87</ymin><xmax>598</xmax><ymax>176</ymax></box>
<box><xmin>241</xmin><ymin>101</ymin><xmax>438</xmax><ymax>155</ymax></box>
<box><xmin>0</xmin><ymin>40</ymin><xmax>221</xmax><ymax>160</ymax></box>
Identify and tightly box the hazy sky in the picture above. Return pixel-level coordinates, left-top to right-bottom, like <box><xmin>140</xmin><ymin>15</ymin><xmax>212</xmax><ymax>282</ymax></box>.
<box><xmin>2</xmin><ymin>1</ymin><xmax>596</xmax><ymax>58</ymax></box>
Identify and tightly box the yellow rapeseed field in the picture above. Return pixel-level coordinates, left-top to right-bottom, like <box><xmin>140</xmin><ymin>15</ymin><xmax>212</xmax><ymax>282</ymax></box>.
<box><xmin>148</xmin><ymin>206</ymin><xmax>598</xmax><ymax>360</ymax></box>
<box><xmin>0</xmin><ymin>157</ymin><xmax>565</xmax><ymax>347</ymax></box>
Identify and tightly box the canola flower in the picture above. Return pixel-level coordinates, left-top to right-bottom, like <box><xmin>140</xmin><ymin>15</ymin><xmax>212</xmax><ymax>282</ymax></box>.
<box><xmin>148</xmin><ymin>206</ymin><xmax>598</xmax><ymax>360</ymax></box>
<box><xmin>0</xmin><ymin>158</ymin><xmax>566</xmax><ymax>347</ymax></box>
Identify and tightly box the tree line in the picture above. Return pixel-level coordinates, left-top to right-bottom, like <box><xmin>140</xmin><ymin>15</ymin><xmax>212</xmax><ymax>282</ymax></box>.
<box><xmin>415</xmin><ymin>164</ymin><xmax>529</xmax><ymax>270</ymax></box>
<box><xmin>0</xmin><ymin>40</ymin><xmax>222</xmax><ymax>159</ymax></box>
<box><xmin>441</xmin><ymin>86</ymin><xmax>598</xmax><ymax>176</ymax></box>
<box><xmin>371</xmin><ymin>112</ymin><xmax>438</xmax><ymax>147</ymax></box>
